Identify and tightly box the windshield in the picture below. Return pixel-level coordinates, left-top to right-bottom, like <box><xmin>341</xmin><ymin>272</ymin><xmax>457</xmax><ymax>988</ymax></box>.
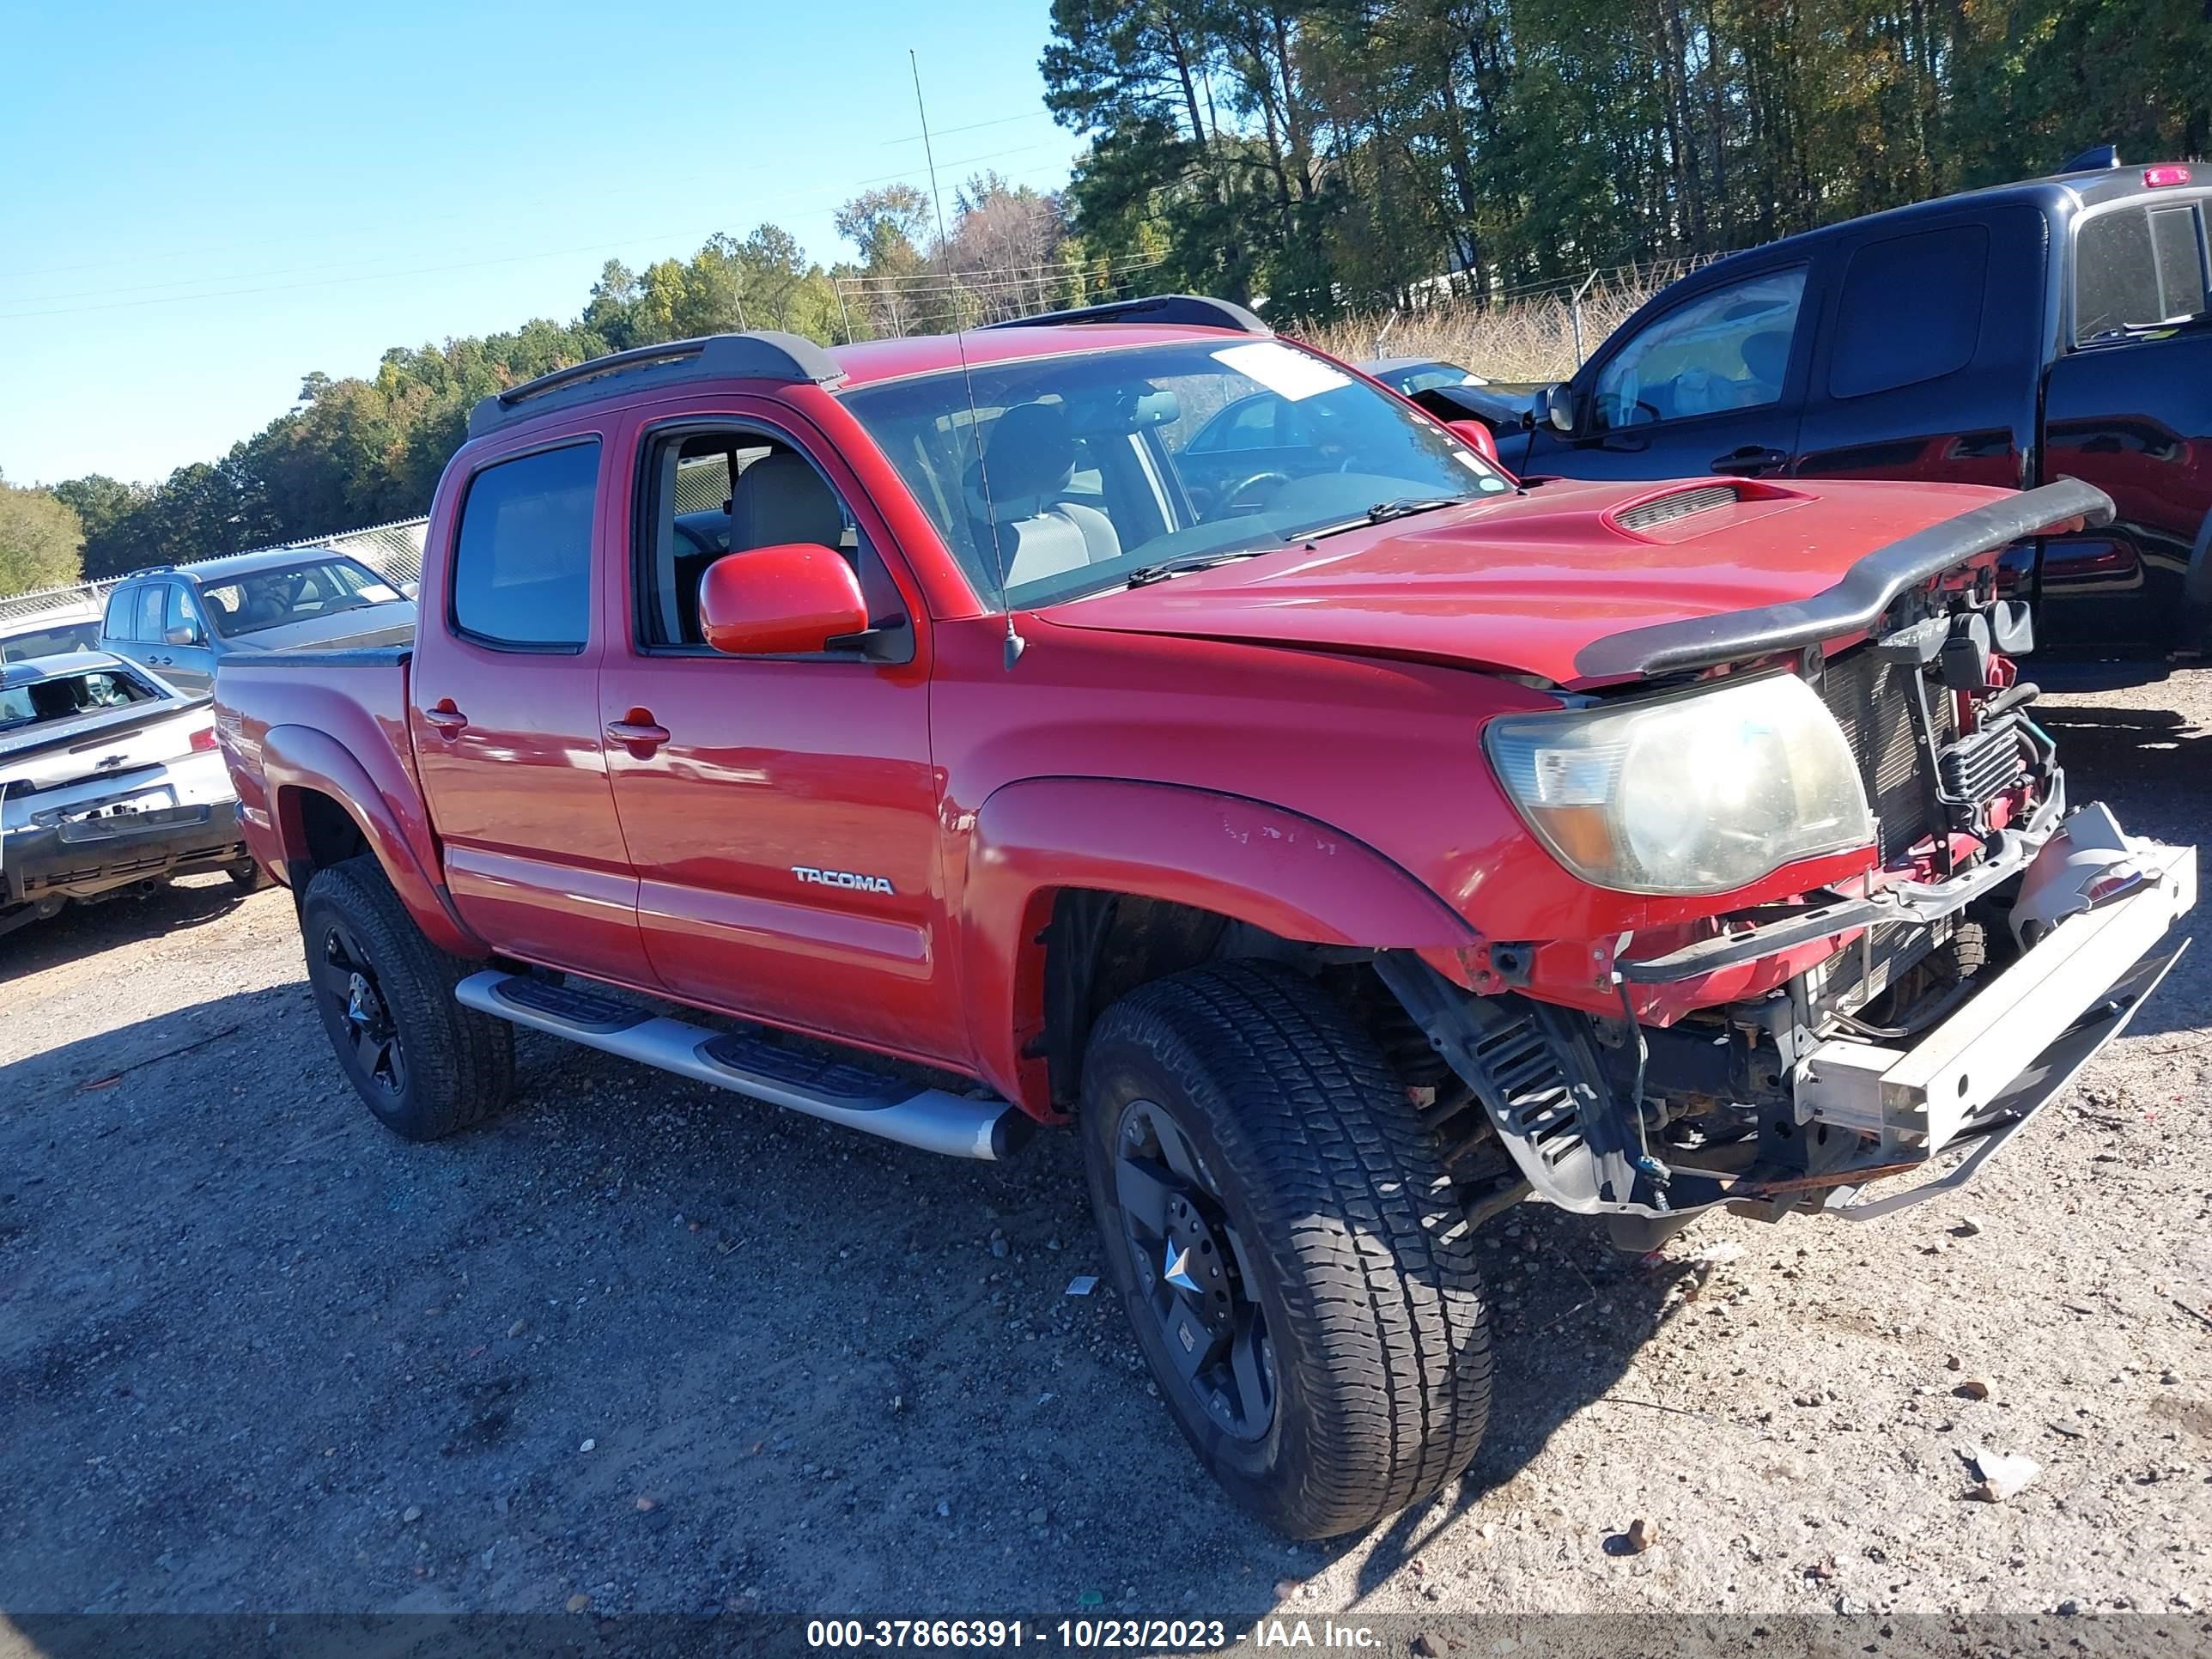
<box><xmin>840</xmin><ymin>337</ymin><xmax>1515</xmax><ymax>608</ymax></box>
<box><xmin>0</xmin><ymin>621</ymin><xmax>100</xmax><ymax>663</ymax></box>
<box><xmin>0</xmin><ymin>666</ymin><xmax>157</xmax><ymax>732</ymax></box>
<box><xmin>198</xmin><ymin>557</ymin><xmax>404</xmax><ymax>638</ymax></box>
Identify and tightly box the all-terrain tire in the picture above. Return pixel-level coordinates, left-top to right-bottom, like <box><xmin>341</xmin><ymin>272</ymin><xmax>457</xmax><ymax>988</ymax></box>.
<box><xmin>299</xmin><ymin>854</ymin><xmax>514</xmax><ymax>1140</ymax></box>
<box><xmin>1080</xmin><ymin>962</ymin><xmax>1492</xmax><ymax>1537</ymax></box>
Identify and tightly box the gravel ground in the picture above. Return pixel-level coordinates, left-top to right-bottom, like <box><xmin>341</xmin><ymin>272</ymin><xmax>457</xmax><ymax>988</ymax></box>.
<box><xmin>2</xmin><ymin>675</ymin><xmax>2207</xmax><ymax>1622</ymax></box>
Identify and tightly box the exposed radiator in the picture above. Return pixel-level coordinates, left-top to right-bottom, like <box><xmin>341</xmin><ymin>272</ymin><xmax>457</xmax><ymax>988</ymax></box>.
<box><xmin>1819</xmin><ymin>650</ymin><xmax>1948</xmax><ymax>862</ymax></box>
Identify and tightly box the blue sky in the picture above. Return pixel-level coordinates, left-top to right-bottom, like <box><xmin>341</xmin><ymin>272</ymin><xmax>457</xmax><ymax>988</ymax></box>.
<box><xmin>0</xmin><ymin>0</ymin><xmax>1075</xmax><ymax>488</ymax></box>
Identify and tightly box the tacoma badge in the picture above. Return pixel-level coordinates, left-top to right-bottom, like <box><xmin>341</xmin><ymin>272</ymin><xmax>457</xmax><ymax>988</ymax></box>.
<box><xmin>792</xmin><ymin>865</ymin><xmax>895</xmax><ymax>896</ymax></box>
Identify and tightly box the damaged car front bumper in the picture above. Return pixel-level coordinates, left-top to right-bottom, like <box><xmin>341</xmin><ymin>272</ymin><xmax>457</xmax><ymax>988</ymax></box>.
<box><xmin>1380</xmin><ymin>805</ymin><xmax>2194</xmax><ymax>1227</ymax></box>
<box><xmin>1788</xmin><ymin>809</ymin><xmax>2192</xmax><ymax>1218</ymax></box>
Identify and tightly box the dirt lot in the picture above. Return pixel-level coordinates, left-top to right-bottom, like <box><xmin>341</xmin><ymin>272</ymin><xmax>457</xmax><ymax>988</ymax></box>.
<box><xmin>2</xmin><ymin>677</ymin><xmax>2208</xmax><ymax>1623</ymax></box>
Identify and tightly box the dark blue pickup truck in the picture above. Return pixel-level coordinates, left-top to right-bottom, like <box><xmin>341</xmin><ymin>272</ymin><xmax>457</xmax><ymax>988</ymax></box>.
<box><xmin>1484</xmin><ymin>156</ymin><xmax>2212</xmax><ymax>672</ymax></box>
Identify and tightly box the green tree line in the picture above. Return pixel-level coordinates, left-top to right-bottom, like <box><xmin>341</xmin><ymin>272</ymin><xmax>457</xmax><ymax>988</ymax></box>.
<box><xmin>8</xmin><ymin>0</ymin><xmax>2207</xmax><ymax>596</ymax></box>
<box><xmin>1044</xmin><ymin>0</ymin><xmax>2212</xmax><ymax>311</ymax></box>
<box><xmin>12</xmin><ymin>179</ymin><xmax>1081</xmax><ymax>593</ymax></box>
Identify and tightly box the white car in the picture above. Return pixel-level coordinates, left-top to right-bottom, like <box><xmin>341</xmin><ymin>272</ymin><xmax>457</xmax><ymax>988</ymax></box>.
<box><xmin>0</xmin><ymin>597</ymin><xmax>104</xmax><ymax>665</ymax></box>
<box><xmin>0</xmin><ymin>652</ymin><xmax>251</xmax><ymax>938</ymax></box>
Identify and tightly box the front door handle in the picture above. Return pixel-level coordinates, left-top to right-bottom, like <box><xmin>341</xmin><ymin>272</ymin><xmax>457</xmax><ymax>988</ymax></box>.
<box><xmin>422</xmin><ymin>703</ymin><xmax>468</xmax><ymax>738</ymax></box>
<box><xmin>605</xmin><ymin>711</ymin><xmax>671</xmax><ymax>757</ymax></box>
<box><xmin>1711</xmin><ymin>445</ymin><xmax>1790</xmax><ymax>476</ymax></box>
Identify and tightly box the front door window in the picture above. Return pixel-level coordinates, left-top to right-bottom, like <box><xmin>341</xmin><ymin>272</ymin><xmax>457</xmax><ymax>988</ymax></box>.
<box><xmin>1591</xmin><ymin>268</ymin><xmax>1808</xmax><ymax>430</ymax></box>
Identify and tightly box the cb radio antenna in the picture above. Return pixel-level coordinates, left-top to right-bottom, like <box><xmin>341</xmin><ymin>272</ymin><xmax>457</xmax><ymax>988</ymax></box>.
<box><xmin>911</xmin><ymin>49</ymin><xmax>1024</xmax><ymax>670</ymax></box>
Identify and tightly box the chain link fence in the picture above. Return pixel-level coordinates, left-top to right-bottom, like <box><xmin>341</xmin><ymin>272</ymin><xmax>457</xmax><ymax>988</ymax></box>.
<box><xmin>0</xmin><ymin>515</ymin><xmax>429</xmax><ymax>632</ymax></box>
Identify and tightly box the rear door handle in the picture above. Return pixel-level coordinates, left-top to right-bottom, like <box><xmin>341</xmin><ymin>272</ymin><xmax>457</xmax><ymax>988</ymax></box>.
<box><xmin>422</xmin><ymin>704</ymin><xmax>468</xmax><ymax>737</ymax></box>
<box><xmin>605</xmin><ymin>712</ymin><xmax>671</xmax><ymax>757</ymax></box>
<box><xmin>1711</xmin><ymin>445</ymin><xmax>1790</xmax><ymax>476</ymax></box>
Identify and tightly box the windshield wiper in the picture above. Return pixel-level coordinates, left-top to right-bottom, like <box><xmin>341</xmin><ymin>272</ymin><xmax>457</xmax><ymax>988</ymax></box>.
<box><xmin>1121</xmin><ymin>548</ymin><xmax>1276</xmax><ymax>587</ymax></box>
<box><xmin>1299</xmin><ymin>495</ymin><xmax>1476</xmax><ymax>541</ymax></box>
<box><xmin>2084</xmin><ymin>307</ymin><xmax>2212</xmax><ymax>343</ymax></box>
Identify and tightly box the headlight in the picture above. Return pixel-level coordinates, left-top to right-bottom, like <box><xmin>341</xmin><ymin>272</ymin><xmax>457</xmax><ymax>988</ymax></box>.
<box><xmin>1485</xmin><ymin>672</ymin><xmax>1873</xmax><ymax>896</ymax></box>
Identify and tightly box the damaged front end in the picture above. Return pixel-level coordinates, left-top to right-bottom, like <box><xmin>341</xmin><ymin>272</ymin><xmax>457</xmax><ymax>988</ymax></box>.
<box><xmin>1382</xmin><ymin>480</ymin><xmax>2197</xmax><ymax>1236</ymax></box>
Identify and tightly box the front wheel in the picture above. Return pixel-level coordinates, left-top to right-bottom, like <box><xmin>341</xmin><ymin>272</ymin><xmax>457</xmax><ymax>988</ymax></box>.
<box><xmin>299</xmin><ymin>854</ymin><xmax>514</xmax><ymax>1140</ymax></box>
<box><xmin>1080</xmin><ymin>963</ymin><xmax>1492</xmax><ymax>1537</ymax></box>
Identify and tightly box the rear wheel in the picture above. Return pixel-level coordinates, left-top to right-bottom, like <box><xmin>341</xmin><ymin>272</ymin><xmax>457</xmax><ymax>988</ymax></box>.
<box><xmin>228</xmin><ymin>857</ymin><xmax>271</xmax><ymax>892</ymax></box>
<box><xmin>1080</xmin><ymin>963</ymin><xmax>1492</xmax><ymax>1537</ymax></box>
<box><xmin>300</xmin><ymin>854</ymin><xmax>513</xmax><ymax>1139</ymax></box>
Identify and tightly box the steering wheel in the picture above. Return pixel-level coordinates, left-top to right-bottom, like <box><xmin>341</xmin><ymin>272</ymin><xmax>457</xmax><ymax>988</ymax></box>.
<box><xmin>1209</xmin><ymin>471</ymin><xmax>1293</xmax><ymax>520</ymax></box>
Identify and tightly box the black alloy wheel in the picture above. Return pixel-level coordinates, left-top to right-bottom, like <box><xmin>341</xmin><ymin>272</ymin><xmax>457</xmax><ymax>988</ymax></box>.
<box><xmin>297</xmin><ymin>854</ymin><xmax>513</xmax><ymax>1140</ymax></box>
<box><xmin>1112</xmin><ymin>1096</ymin><xmax>1274</xmax><ymax>1440</ymax></box>
<box><xmin>310</xmin><ymin>915</ymin><xmax>409</xmax><ymax>1101</ymax></box>
<box><xmin>1080</xmin><ymin>962</ymin><xmax>1492</xmax><ymax>1538</ymax></box>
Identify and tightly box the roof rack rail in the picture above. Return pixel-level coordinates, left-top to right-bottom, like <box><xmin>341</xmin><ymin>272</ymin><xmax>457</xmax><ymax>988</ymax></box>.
<box><xmin>466</xmin><ymin>331</ymin><xmax>847</xmax><ymax>441</ymax></box>
<box><xmin>979</xmin><ymin>293</ymin><xmax>1268</xmax><ymax>336</ymax></box>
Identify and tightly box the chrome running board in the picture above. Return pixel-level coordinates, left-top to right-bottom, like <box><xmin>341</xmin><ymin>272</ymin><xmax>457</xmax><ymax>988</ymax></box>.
<box><xmin>455</xmin><ymin>971</ymin><xmax>1029</xmax><ymax>1161</ymax></box>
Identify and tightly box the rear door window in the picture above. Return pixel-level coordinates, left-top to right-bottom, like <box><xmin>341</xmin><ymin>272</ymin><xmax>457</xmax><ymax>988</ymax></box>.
<box><xmin>1828</xmin><ymin>226</ymin><xmax>1989</xmax><ymax>398</ymax></box>
<box><xmin>451</xmin><ymin>442</ymin><xmax>601</xmax><ymax>650</ymax></box>
<box><xmin>135</xmin><ymin>585</ymin><xmax>166</xmax><ymax>644</ymax></box>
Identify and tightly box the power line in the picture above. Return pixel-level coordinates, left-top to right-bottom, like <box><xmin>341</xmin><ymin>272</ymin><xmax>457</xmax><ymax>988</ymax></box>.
<box><xmin>878</xmin><ymin>108</ymin><xmax>1057</xmax><ymax>148</ymax></box>
<box><xmin>2</xmin><ymin>136</ymin><xmax>1073</xmax><ymax>299</ymax></box>
<box><xmin>0</xmin><ymin>155</ymin><xmax>1081</xmax><ymax>323</ymax></box>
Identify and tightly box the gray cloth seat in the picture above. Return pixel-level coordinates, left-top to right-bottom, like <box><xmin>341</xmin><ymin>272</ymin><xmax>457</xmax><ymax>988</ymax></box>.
<box><xmin>965</xmin><ymin>403</ymin><xmax>1121</xmax><ymax>586</ymax></box>
<box><xmin>731</xmin><ymin>451</ymin><xmax>845</xmax><ymax>550</ymax></box>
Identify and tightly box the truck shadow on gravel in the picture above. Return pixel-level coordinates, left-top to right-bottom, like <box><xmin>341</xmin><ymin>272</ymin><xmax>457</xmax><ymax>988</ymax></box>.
<box><xmin>0</xmin><ymin>875</ymin><xmax>255</xmax><ymax>988</ymax></box>
<box><xmin>1340</xmin><ymin>1217</ymin><xmax>1712</xmax><ymax>1595</ymax></box>
<box><xmin>0</xmin><ymin>982</ymin><xmax>1690</xmax><ymax>1613</ymax></box>
<box><xmin>2035</xmin><ymin>690</ymin><xmax>2211</xmax><ymax>1037</ymax></box>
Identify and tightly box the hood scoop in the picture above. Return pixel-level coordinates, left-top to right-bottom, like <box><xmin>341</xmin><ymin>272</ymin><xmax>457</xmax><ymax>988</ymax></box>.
<box><xmin>1611</xmin><ymin>483</ymin><xmax>1741</xmax><ymax>533</ymax></box>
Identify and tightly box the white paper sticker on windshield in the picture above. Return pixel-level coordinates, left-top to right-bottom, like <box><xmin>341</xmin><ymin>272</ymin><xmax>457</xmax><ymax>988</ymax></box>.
<box><xmin>1212</xmin><ymin>340</ymin><xmax>1352</xmax><ymax>403</ymax></box>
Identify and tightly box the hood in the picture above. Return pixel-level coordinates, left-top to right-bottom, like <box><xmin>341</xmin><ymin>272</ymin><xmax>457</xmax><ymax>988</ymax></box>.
<box><xmin>226</xmin><ymin>601</ymin><xmax>416</xmax><ymax>654</ymax></box>
<box><xmin>1041</xmin><ymin>477</ymin><xmax>2019</xmax><ymax>685</ymax></box>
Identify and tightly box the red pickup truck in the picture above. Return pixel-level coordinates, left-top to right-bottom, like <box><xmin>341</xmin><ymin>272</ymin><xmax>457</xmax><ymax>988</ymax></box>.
<box><xmin>215</xmin><ymin>295</ymin><xmax>2196</xmax><ymax>1538</ymax></box>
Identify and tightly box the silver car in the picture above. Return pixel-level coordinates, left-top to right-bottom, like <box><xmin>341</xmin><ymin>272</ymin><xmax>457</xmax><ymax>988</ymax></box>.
<box><xmin>0</xmin><ymin>652</ymin><xmax>250</xmax><ymax>938</ymax></box>
<box><xmin>98</xmin><ymin>549</ymin><xmax>416</xmax><ymax>696</ymax></box>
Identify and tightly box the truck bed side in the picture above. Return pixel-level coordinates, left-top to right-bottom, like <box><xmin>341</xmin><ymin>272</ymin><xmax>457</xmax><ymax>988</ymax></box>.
<box><xmin>215</xmin><ymin>645</ymin><xmax>479</xmax><ymax>955</ymax></box>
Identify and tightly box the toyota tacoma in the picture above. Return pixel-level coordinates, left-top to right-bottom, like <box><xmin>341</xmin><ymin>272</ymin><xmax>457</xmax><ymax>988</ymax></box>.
<box><xmin>212</xmin><ymin>295</ymin><xmax>2195</xmax><ymax>1537</ymax></box>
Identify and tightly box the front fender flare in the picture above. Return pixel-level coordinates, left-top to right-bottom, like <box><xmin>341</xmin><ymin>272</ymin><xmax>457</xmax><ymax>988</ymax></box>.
<box><xmin>960</xmin><ymin>777</ymin><xmax>1475</xmax><ymax>1115</ymax></box>
<box><xmin>259</xmin><ymin>724</ymin><xmax>483</xmax><ymax>957</ymax></box>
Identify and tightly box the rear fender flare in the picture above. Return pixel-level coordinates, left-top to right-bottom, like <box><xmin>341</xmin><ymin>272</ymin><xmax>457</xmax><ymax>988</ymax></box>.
<box><xmin>259</xmin><ymin>725</ymin><xmax>483</xmax><ymax>957</ymax></box>
<box><xmin>960</xmin><ymin>777</ymin><xmax>1475</xmax><ymax>1116</ymax></box>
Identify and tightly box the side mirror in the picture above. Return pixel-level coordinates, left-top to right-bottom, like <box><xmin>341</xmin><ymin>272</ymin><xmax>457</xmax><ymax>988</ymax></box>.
<box><xmin>164</xmin><ymin>623</ymin><xmax>202</xmax><ymax>647</ymax></box>
<box><xmin>1445</xmin><ymin>418</ymin><xmax>1503</xmax><ymax>465</ymax></box>
<box><xmin>1540</xmin><ymin>383</ymin><xmax>1577</xmax><ymax>434</ymax></box>
<box><xmin>698</xmin><ymin>544</ymin><xmax>869</xmax><ymax>656</ymax></box>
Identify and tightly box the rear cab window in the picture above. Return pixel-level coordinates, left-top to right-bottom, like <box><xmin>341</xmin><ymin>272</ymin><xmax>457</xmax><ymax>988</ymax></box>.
<box><xmin>2075</xmin><ymin>198</ymin><xmax>2212</xmax><ymax>342</ymax></box>
<box><xmin>103</xmin><ymin>588</ymin><xmax>139</xmax><ymax>642</ymax></box>
<box><xmin>451</xmin><ymin>442</ymin><xmax>601</xmax><ymax>651</ymax></box>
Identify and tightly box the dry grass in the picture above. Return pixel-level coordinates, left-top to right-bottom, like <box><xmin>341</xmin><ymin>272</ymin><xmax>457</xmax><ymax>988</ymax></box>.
<box><xmin>1304</xmin><ymin>274</ymin><xmax>1666</xmax><ymax>383</ymax></box>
